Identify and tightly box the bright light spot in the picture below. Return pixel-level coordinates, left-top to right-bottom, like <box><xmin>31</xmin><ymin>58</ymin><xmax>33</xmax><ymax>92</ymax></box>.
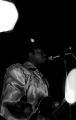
<box><xmin>0</xmin><ymin>0</ymin><xmax>18</xmax><ymax>33</ymax></box>
<box><xmin>30</xmin><ymin>38</ymin><xmax>35</xmax><ymax>43</ymax></box>
<box><xmin>65</xmin><ymin>69</ymin><xmax>76</xmax><ymax>104</ymax></box>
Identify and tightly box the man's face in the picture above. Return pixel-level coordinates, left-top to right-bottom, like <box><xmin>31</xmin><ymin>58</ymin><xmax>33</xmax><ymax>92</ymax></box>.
<box><xmin>32</xmin><ymin>49</ymin><xmax>47</xmax><ymax>65</ymax></box>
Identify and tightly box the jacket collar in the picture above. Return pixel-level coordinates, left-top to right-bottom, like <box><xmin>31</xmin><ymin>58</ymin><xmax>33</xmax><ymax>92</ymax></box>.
<box><xmin>24</xmin><ymin>61</ymin><xmax>43</xmax><ymax>77</ymax></box>
<box><xmin>24</xmin><ymin>61</ymin><xmax>37</xmax><ymax>71</ymax></box>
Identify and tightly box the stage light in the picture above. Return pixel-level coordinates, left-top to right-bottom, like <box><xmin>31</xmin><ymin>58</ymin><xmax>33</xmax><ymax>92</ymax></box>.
<box><xmin>30</xmin><ymin>38</ymin><xmax>35</xmax><ymax>43</ymax></box>
<box><xmin>65</xmin><ymin>69</ymin><xmax>76</xmax><ymax>104</ymax></box>
<box><xmin>0</xmin><ymin>0</ymin><xmax>18</xmax><ymax>33</ymax></box>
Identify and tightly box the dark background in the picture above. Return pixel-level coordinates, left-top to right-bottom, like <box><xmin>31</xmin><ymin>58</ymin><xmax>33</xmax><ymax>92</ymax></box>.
<box><xmin>0</xmin><ymin>2</ymin><xmax>76</xmax><ymax>119</ymax></box>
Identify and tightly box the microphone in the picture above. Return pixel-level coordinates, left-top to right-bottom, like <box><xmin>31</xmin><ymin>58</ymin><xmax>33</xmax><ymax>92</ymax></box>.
<box><xmin>48</xmin><ymin>55</ymin><xmax>60</xmax><ymax>61</ymax></box>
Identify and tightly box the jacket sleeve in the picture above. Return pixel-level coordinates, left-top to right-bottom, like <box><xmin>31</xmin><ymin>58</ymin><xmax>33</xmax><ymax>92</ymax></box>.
<box><xmin>1</xmin><ymin>67</ymin><xmax>27</xmax><ymax>103</ymax></box>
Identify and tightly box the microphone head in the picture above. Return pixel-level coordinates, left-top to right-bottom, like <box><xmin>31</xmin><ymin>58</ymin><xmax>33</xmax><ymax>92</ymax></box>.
<box><xmin>48</xmin><ymin>55</ymin><xmax>60</xmax><ymax>61</ymax></box>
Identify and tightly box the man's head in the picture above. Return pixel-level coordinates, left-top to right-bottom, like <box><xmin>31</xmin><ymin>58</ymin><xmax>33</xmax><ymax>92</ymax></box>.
<box><xmin>27</xmin><ymin>45</ymin><xmax>47</xmax><ymax>67</ymax></box>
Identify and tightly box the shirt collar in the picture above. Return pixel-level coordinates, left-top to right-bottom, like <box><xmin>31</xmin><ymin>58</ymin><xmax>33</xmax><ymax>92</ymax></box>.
<box><xmin>24</xmin><ymin>61</ymin><xmax>37</xmax><ymax>70</ymax></box>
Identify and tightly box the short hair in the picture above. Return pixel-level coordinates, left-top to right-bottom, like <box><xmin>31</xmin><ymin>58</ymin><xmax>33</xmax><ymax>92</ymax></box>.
<box><xmin>29</xmin><ymin>45</ymin><xmax>43</xmax><ymax>54</ymax></box>
<box><xmin>26</xmin><ymin>42</ymin><xmax>43</xmax><ymax>52</ymax></box>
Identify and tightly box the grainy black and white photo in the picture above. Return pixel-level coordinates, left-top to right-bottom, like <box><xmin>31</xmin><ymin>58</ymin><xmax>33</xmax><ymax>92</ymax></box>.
<box><xmin>0</xmin><ymin>1</ymin><xmax>76</xmax><ymax>120</ymax></box>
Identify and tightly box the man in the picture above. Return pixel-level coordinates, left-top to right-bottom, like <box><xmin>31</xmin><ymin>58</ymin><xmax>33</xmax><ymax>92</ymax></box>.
<box><xmin>25</xmin><ymin>44</ymin><xmax>60</xmax><ymax>117</ymax></box>
<box><xmin>0</xmin><ymin>43</ymin><xmax>58</xmax><ymax>120</ymax></box>
<box><xmin>24</xmin><ymin>44</ymin><xmax>58</xmax><ymax>119</ymax></box>
<box><xmin>24</xmin><ymin>45</ymin><xmax>49</xmax><ymax>118</ymax></box>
